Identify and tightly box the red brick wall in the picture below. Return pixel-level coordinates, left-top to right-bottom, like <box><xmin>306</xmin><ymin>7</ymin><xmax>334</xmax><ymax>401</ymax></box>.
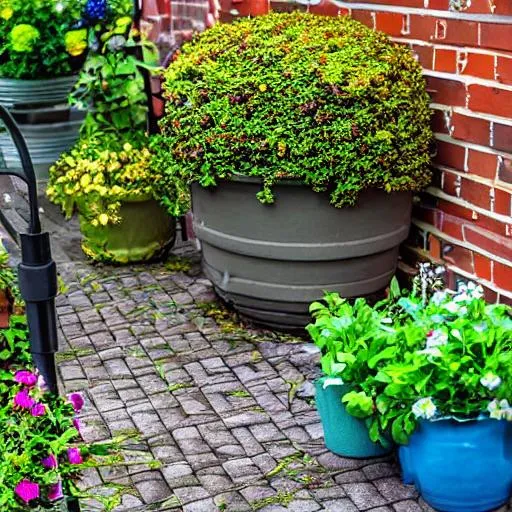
<box><xmin>215</xmin><ymin>0</ymin><xmax>512</xmax><ymax>303</ymax></box>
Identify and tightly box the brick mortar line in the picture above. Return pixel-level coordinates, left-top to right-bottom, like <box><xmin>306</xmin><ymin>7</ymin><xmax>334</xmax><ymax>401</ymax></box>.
<box><xmin>433</xmin><ymin>163</ymin><xmax>512</xmax><ymax>197</ymax></box>
<box><xmin>434</xmin><ymin>132</ymin><xmax>512</xmax><ymax>159</ymax></box>
<box><xmin>431</xmin><ymin>104</ymin><xmax>512</xmax><ymax>127</ymax></box>
<box><xmin>412</xmin><ymin>217</ymin><xmax>512</xmax><ymax>267</ymax></box>
<box><xmin>426</xmin><ymin>184</ymin><xmax>512</xmax><ymax>224</ymax></box>
<box><xmin>333</xmin><ymin>1</ymin><xmax>512</xmax><ymax>23</ymax></box>
<box><xmin>423</xmin><ymin>69</ymin><xmax>512</xmax><ymax>91</ymax></box>
<box><xmin>391</xmin><ymin>37</ymin><xmax>512</xmax><ymax>58</ymax></box>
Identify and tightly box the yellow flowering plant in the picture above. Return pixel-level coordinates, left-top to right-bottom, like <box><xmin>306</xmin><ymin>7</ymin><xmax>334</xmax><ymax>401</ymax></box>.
<box><xmin>47</xmin><ymin>134</ymin><xmax>163</xmax><ymax>229</ymax></box>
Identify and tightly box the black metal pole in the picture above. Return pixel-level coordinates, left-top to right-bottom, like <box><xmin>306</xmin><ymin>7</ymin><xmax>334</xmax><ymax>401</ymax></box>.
<box><xmin>0</xmin><ymin>105</ymin><xmax>59</xmax><ymax>394</ymax></box>
<box><xmin>133</xmin><ymin>0</ymin><xmax>159</xmax><ymax>135</ymax></box>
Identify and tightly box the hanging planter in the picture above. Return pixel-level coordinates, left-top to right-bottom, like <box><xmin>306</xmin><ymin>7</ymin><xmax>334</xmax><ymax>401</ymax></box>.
<box><xmin>400</xmin><ymin>417</ymin><xmax>512</xmax><ymax>512</ymax></box>
<box><xmin>315</xmin><ymin>379</ymin><xmax>392</xmax><ymax>458</ymax></box>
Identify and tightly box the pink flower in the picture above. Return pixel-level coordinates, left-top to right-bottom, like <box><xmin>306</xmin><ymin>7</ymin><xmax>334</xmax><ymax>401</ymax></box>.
<box><xmin>31</xmin><ymin>403</ymin><xmax>46</xmax><ymax>417</ymax></box>
<box><xmin>72</xmin><ymin>417</ymin><xmax>82</xmax><ymax>434</ymax></box>
<box><xmin>13</xmin><ymin>389</ymin><xmax>35</xmax><ymax>410</ymax></box>
<box><xmin>14</xmin><ymin>479</ymin><xmax>39</xmax><ymax>503</ymax></box>
<box><xmin>14</xmin><ymin>370</ymin><xmax>38</xmax><ymax>387</ymax></box>
<box><xmin>67</xmin><ymin>447</ymin><xmax>83</xmax><ymax>465</ymax></box>
<box><xmin>48</xmin><ymin>481</ymin><xmax>63</xmax><ymax>501</ymax></box>
<box><xmin>41</xmin><ymin>454</ymin><xmax>58</xmax><ymax>469</ymax></box>
<box><xmin>67</xmin><ymin>393</ymin><xmax>84</xmax><ymax>413</ymax></box>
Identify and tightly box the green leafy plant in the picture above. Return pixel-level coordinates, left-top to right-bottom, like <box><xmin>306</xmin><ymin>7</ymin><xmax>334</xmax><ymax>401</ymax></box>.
<box><xmin>70</xmin><ymin>33</ymin><xmax>157</xmax><ymax>136</ymax></box>
<box><xmin>0</xmin><ymin>0</ymin><xmax>87</xmax><ymax>79</ymax></box>
<box><xmin>308</xmin><ymin>274</ymin><xmax>512</xmax><ymax>446</ymax></box>
<box><xmin>47</xmin><ymin>133</ymin><xmax>160</xmax><ymax>228</ymax></box>
<box><xmin>153</xmin><ymin>11</ymin><xmax>433</xmax><ymax>217</ymax></box>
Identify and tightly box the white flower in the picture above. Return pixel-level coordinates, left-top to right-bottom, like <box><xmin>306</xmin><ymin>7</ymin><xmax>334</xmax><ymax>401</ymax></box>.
<box><xmin>426</xmin><ymin>329</ymin><xmax>448</xmax><ymax>348</ymax></box>
<box><xmin>322</xmin><ymin>377</ymin><xmax>344</xmax><ymax>389</ymax></box>
<box><xmin>488</xmin><ymin>399</ymin><xmax>512</xmax><ymax>420</ymax></box>
<box><xmin>55</xmin><ymin>2</ymin><xmax>64</xmax><ymax>12</ymax></box>
<box><xmin>480</xmin><ymin>372</ymin><xmax>502</xmax><ymax>391</ymax></box>
<box><xmin>412</xmin><ymin>397</ymin><xmax>437</xmax><ymax>419</ymax></box>
<box><xmin>454</xmin><ymin>281</ymin><xmax>483</xmax><ymax>303</ymax></box>
<box><xmin>474</xmin><ymin>322</ymin><xmax>488</xmax><ymax>333</ymax></box>
<box><xmin>416</xmin><ymin>347</ymin><xmax>442</xmax><ymax>357</ymax></box>
<box><xmin>431</xmin><ymin>290</ymin><xmax>448</xmax><ymax>306</ymax></box>
<box><xmin>467</xmin><ymin>281</ymin><xmax>484</xmax><ymax>299</ymax></box>
<box><xmin>444</xmin><ymin>301</ymin><xmax>460</xmax><ymax>314</ymax></box>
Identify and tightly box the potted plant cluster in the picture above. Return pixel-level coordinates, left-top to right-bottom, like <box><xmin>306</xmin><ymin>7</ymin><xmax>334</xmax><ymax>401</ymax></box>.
<box><xmin>0</xmin><ymin>243</ymin><xmax>129</xmax><ymax>510</ymax></box>
<box><xmin>152</xmin><ymin>10</ymin><xmax>433</xmax><ymax>329</ymax></box>
<box><xmin>0</xmin><ymin>0</ymin><xmax>135</xmax><ymax>179</ymax></box>
<box><xmin>308</xmin><ymin>265</ymin><xmax>512</xmax><ymax>512</ymax></box>
<box><xmin>48</xmin><ymin>18</ymin><xmax>176</xmax><ymax>264</ymax></box>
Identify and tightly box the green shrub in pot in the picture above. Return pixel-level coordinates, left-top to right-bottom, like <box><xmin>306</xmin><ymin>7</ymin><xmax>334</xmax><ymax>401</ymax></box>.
<box><xmin>152</xmin><ymin>10</ymin><xmax>433</xmax><ymax>215</ymax></box>
<box><xmin>47</xmin><ymin>134</ymin><xmax>176</xmax><ymax>263</ymax></box>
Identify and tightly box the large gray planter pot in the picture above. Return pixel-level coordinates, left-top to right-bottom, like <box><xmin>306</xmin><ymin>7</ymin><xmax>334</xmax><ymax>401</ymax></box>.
<box><xmin>0</xmin><ymin>76</ymin><xmax>78</xmax><ymax>108</ymax></box>
<box><xmin>192</xmin><ymin>179</ymin><xmax>412</xmax><ymax>329</ymax></box>
<box><xmin>0</xmin><ymin>108</ymin><xmax>83</xmax><ymax>181</ymax></box>
<box><xmin>0</xmin><ymin>76</ymin><xmax>82</xmax><ymax>180</ymax></box>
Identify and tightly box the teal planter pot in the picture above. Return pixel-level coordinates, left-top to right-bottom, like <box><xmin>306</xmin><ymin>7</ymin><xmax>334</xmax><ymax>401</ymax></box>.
<box><xmin>400</xmin><ymin>417</ymin><xmax>512</xmax><ymax>512</ymax></box>
<box><xmin>315</xmin><ymin>379</ymin><xmax>392</xmax><ymax>458</ymax></box>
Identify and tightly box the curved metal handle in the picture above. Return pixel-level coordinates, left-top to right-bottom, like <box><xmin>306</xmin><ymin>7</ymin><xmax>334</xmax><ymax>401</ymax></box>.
<box><xmin>0</xmin><ymin>104</ymin><xmax>41</xmax><ymax>234</ymax></box>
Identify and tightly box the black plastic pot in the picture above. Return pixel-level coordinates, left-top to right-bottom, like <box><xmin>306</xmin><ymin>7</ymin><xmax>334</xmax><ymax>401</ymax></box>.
<box><xmin>192</xmin><ymin>178</ymin><xmax>412</xmax><ymax>329</ymax></box>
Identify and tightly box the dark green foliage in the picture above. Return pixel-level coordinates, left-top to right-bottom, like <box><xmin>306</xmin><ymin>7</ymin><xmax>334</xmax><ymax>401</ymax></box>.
<box><xmin>153</xmin><ymin>11</ymin><xmax>433</xmax><ymax>216</ymax></box>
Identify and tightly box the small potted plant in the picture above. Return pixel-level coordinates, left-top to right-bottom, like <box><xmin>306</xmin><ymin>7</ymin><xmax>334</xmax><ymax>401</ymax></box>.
<box><xmin>152</xmin><ymin>10</ymin><xmax>433</xmax><ymax>329</ymax></box>
<box><xmin>336</xmin><ymin>267</ymin><xmax>512</xmax><ymax>512</ymax></box>
<box><xmin>307</xmin><ymin>289</ymin><xmax>398</xmax><ymax>458</ymax></box>
<box><xmin>47</xmin><ymin>134</ymin><xmax>176</xmax><ymax>264</ymax></box>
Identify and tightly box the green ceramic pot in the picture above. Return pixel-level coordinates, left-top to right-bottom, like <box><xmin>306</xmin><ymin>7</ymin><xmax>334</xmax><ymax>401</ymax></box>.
<box><xmin>315</xmin><ymin>378</ymin><xmax>393</xmax><ymax>458</ymax></box>
<box><xmin>78</xmin><ymin>195</ymin><xmax>176</xmax><ymax>264</ymax></box>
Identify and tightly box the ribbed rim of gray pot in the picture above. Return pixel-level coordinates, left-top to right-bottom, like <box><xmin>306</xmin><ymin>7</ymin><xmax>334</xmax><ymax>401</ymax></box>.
<box><xmin>0</xmin><ymin>75</ymin><xmax>78</xmax><ymax>107</ymax></box>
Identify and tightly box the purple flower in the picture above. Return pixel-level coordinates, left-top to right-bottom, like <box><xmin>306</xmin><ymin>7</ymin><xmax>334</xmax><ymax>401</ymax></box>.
<box><xmin>48</xmin><ymin>481</ymin><xmax>63</xmax><ymax>501</ymax></box>
<box><xmin>14</xmin><ymin>370</ymin><xmax>38</xmax><ymax>388</ymax></box>
<box><xmin>13</xmin><ymin>389</ymin><xmax>35</xmax><ymax>410</ymax></box>
<box><xmin>67</xmin><ymin>393</ymin><xmax>84</xmax><ymax>413</ymax></box>
<box><xmin>31</xmin><ymin>403</ymin><xmax>46</xmax><ymax>417</ymax></box>
<box><xmin>15</xmin><ymin>479</ymin><xmax>39</xmax><ymax>504</ymax></box>
<box><xmin>42</xmin><ymin>454</ymin><xmax>58</xmax><ymax>469</ymax></box>
<box><xmin>67</xmin><ymin>447</ymin><xmax>83</xmax><ymax>465</ymax></box>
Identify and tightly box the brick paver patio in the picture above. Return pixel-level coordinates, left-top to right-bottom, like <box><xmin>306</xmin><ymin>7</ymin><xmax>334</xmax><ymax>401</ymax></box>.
<box><xmin>54</xmin><ymin>247</ymin><xmax>433</xmax><ymax>512</ymax></box>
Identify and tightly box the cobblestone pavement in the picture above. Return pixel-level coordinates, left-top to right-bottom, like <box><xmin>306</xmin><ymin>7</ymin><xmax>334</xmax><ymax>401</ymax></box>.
<box><xmin>52</xmin><ymin>244</ymin><xmax>452</xmax><ymax>512</ymax></box>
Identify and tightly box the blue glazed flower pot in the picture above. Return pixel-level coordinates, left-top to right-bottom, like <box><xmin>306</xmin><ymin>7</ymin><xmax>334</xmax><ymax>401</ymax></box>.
<box><xmin>315</xmin><ymin>379</ymin><xmax>393</xmax><ymax>458</ymax></box>
<box><xmin>399</xmin><ymin>417</ymin><xmax>512</xmax><ymax>512</ymax></box>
